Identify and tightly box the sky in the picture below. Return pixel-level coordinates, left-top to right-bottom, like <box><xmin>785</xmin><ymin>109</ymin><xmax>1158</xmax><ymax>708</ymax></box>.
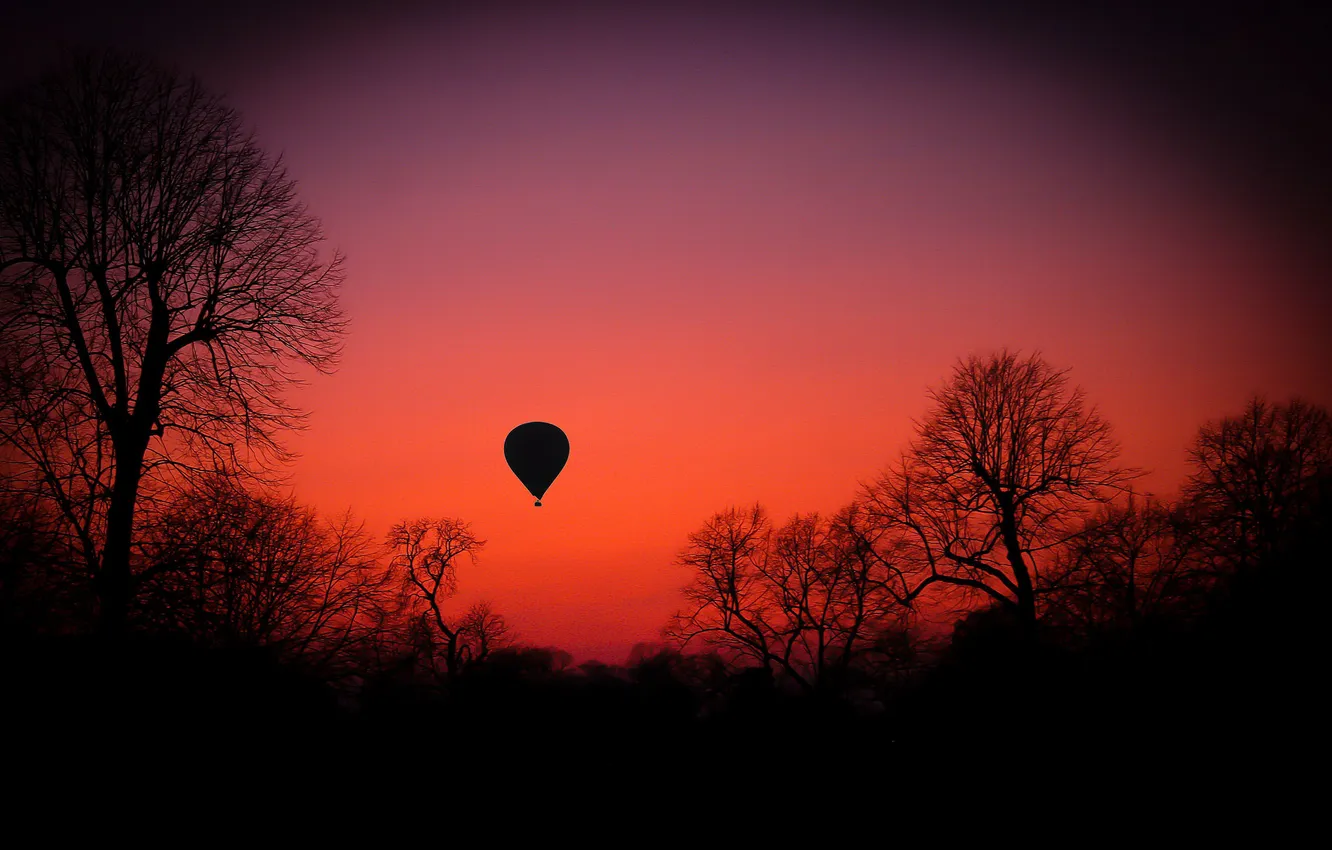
<box><xmin>5</xmin><ymin>1</ymin><xmax>1330</xmax><ymax>662</ymax></box>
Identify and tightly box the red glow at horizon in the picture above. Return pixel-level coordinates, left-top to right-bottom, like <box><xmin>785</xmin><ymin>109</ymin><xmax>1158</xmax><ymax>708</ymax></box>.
<box><xmin>141</xmin><ymin>7</ymin><xmax>1330</xmax><ymax>662</ymax></box>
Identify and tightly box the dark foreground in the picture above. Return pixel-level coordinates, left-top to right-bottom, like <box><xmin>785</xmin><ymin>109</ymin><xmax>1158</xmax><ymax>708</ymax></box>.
<box><xmin>3</xmin><ymin>559</ymin><xmax>1313</xmax><ymax>796</ymax></box>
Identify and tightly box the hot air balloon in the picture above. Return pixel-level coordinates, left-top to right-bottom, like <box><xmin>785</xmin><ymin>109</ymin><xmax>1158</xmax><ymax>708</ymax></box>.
<box><xmin>504</xmin><ymin>422</ymin><xmax>569</xmax><ymax>507</ymax></box>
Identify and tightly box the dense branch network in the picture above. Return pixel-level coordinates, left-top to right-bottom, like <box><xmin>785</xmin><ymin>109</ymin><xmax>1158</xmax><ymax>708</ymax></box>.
<box><xmin>0</xmin><ymin>50</ymin><xmax>346</xmax><ymax>627</ymax></box>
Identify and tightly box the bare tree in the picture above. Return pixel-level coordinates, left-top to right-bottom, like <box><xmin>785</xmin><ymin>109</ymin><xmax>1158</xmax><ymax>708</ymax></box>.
<box><xmin>137</xmin><ymin>476</ymin><xmax>393</xmax><ymax>678</ymax></box>
<box><xmin>388</xmin><ymin>517</ymin><xmax>506</xmax><ymax>682</ymax></box>
<box><xmin>458</xmin><ymin>600</ymin><xmax>511</xmax><ymax>666</ymax></box>
<box><xmin>667</xmin><ymin>503</ymin><xmax>914</xmax><ymax>694</ymax></box>
<box><xmin>0</xmin><ymin>51</ymin><xmax>346</xmax><ymax>633</ymax></box>
<box><xmin>668</xmin><ymin>505</ymin><xmax>773</xmax><ymax>673</ymax></box>
<box><xmin>1040</xmin><ymin>492</ymin><xmax>1210</xmax><ymax>638</ymax></box>
<box><xmin>859</xmin><ymin>351</ymin><xmax>1136</xmax><ymax>629</ymax></box>
<box><xmin>1182</xmin><ymin>397</ymin><xmax>1332</xmax><ymax>571</ymax></box>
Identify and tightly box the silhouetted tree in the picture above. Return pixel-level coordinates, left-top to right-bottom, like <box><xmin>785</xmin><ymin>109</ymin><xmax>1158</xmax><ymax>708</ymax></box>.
<box><xmin>1182</xmin><ymin>397</ymin><xmax>1332</xmax><ymax>572</ymax></box>
<box><xmin>859</xmin><ymin>350</ymin><xmax>1136</xmax><ymax>630</ymax></box>
<box><xmin>388</xmin><ymin>517</ymin><xmax>507</xmax><ymax>682</ymax></box>
<box><xmin>667</xmin><ymin>504</ymin><xmax>913</xmax><ymax>694</ymax></box>
<box><xmin>549</xmin><ymin>647</ymin><xmax>575</xmax><ymax>673</ymax></box>
<box><xmin>1040</xmin><ymin>492</ymin><xmax>1209</xmax><ymax>638</ymax></box>
<box><xmin>0</xmin><ymin>51</ymin><xmax>346</xmax><ymax>634</ymax></box>
<box><xmin>137</xmin><ymin>476</ymin><xmax>392</xmax><ymax>678</ymax></box>
<box><xmin>458</xmin><ymin>599</ymin><xmax>511</xmax><ymax>664</ymax></box>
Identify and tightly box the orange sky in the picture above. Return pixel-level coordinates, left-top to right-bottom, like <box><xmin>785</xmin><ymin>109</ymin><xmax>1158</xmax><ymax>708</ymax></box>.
<box><xmin>85</xmin><ymin>6</ymin><xmax>1327</xmax><ymax>661</ymax></box>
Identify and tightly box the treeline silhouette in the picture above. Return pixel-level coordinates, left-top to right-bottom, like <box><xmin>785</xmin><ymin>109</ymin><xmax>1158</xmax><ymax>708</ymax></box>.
<box><xmin>1</xmin><ymin>51</ymin><xmax>1325</xmax><ymax>779</ymax></box>
<box><xmin>2</xmin><ymin>380</ymin><xmax>1325</xmax><ymax>775</ymax></box>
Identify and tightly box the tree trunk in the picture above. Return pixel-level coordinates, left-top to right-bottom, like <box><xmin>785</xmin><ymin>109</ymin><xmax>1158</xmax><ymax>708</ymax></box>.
<box><xmin>997</xmin><ymin>492</ymin><xmax>1037</xmax><ymax>628</ymax></box>
<box><xmin>445</xmin><ymin>633</ymin><xmax>460</xmax><ymax>682</ymax></box>
<box><xmin>98</xmin><ymin>429</ymin><xmax>150</xmax><ymax>637</ymax></box>
<box><xmin>95</xmin><ymin>282</ymin><xmax>171</xmax><ymax>636</ymax></box>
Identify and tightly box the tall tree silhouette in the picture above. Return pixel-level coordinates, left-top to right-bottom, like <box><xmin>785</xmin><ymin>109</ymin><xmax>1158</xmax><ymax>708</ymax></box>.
<box><xmin>1183</xmin><ymin>397</ymin><xmax>1332</xmax><ymax>572</ymax></box>
<box><xmin>859</xmin><ymin>351</ymin><xmax>1135</xmax><ymax>629</ymax></box>
<box><xmin>0</xmin><ymin>51</ymin><xmax>345</xmax><ymax>633</ymax></box>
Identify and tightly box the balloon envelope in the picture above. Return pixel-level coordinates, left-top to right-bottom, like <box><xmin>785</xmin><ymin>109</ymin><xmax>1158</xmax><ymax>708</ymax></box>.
<box><xmin>504</xmin><ymin>422</ymin><xmax>569</xmax><ymax>506</ymax></box>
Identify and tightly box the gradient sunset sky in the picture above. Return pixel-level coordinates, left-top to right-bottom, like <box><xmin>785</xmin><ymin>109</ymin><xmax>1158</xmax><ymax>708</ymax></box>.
<box><xmin>7</xmin><ymin>1</ymin><xmax>1329</xmax><ymax>661</ymax></box>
